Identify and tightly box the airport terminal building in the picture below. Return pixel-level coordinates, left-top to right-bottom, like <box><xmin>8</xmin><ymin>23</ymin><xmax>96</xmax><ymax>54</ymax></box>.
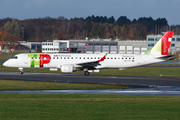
<box><xmin>41</xmin><ymin>34</ymin><xmax>180</xmax><ymax>54</ymax></box>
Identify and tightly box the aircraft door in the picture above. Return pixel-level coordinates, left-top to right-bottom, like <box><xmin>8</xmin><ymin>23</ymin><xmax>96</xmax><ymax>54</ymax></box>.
<box><xmin>24</xmin><ymin>54</ymin><xmax>28</xmax><ymax>64</ymax></box>
<box><xmin>137</xmin><ymin>54</ymin><xmax>141</xmax><ymax>64</ymax></box>
<box><xmin>23</xmin><ymin>54</ymin><xmax>29</xmax><ymax>67</ymax></box>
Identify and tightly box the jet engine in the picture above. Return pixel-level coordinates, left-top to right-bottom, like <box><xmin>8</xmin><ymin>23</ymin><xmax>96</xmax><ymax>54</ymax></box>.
<box><xmin>60</xmin><ymin>64</ymin><xmax>76</xmax><ymax>73</ymax></box>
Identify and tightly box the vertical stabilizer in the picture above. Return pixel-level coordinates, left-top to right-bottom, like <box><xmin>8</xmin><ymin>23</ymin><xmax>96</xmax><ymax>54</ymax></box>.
<box><xmin>144</xmin><ymin>31</ymin><xmax>173</xmax><ymax>56</ymax></box>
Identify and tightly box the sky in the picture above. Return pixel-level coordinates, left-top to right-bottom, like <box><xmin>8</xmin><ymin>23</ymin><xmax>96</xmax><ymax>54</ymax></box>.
<box><xmin>0</xmin><ymin>0</ymin><xmax>179</xmax><ymax>25</ymax></box>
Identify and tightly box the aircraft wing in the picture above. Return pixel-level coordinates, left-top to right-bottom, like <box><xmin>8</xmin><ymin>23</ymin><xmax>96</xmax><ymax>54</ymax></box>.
<box><xmin>77</xmin><ymin>61</ymin><xmax>100</xmax><ymax>70</ymax></box>
<box><xmin>76</xmin><ymin>53</ymin><xmax>108</xmax><ymax>70</ymax></box>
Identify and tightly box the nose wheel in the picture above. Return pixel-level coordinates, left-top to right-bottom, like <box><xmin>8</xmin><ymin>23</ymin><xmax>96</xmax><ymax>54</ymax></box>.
<box><xmin>19</xmin><ymin>68</ymin><xmax>23</xmax><ymax>75</ymax></box>
<box><xmin>84</xmin><ymin>71</ymin><xmax>89</xmax><ymax>76</ymax></box>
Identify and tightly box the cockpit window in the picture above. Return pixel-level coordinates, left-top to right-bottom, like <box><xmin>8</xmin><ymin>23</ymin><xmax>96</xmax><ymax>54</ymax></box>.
<box><xmin>11</xmin><ymin>56</ymin><xmax>18</xmax><ymax>59</ymax></box>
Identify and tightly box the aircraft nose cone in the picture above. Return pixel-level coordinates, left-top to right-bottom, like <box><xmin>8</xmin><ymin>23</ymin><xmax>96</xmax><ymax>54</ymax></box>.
<box><xmin>3</xmin><ymin>61</ymin><xmax>8</xmax><ymax>67</ymax></box>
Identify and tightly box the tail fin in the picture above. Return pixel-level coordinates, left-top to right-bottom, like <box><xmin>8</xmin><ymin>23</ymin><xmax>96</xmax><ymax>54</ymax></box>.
<box><xmin>144</xmin><ymin>31</ymin><xmax>174</xmax><ymax>56</ymax></box>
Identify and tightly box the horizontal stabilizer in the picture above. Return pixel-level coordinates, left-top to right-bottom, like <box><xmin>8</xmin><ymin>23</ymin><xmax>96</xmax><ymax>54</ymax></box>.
<box><xmin>157</xmin><ymin>55</ymin><xmax>176</xmax><ymax>61</ymax></box>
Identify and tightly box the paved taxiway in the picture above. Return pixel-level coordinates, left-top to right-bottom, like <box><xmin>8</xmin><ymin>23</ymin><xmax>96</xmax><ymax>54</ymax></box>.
<box><xmin>0</xmin><ymin>71</ymin><xmax>180</xmax><ymax>86</ymax></box>
<box><xmin>1</xmin><ymin>71</ymin><xmax>180</xmax><ymax>96</ymax></box>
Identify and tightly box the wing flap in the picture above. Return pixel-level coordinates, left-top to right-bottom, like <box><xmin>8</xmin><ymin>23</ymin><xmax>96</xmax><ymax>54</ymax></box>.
<box><xmin>77</xmin><ymin>61</ymin><xmax>100</xmax><ymax>67</ymax></box>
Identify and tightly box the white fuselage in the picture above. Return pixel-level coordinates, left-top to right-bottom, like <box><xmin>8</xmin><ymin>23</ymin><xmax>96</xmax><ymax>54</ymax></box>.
<box><xmin>3</xmin><ymin>53</ymin><xmax>164</xmax><ymax>70</ymax></box>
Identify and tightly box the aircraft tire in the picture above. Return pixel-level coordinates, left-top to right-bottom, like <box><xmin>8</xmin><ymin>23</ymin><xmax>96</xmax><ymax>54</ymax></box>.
<box><xmin>20</xmin><ymin>72</ymin><xmax>23</xmax><ymax>74</ymax></box>
<box><xmin>84</xmin><ymin>71</ymin><xmax>89</xmax><ymax>76</ymax></box>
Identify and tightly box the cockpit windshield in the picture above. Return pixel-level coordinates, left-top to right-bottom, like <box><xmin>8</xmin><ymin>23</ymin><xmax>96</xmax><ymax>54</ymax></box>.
<box><xmin>11</xmin><ymin>56</ymin><xmax>18</xmax><ymax>59</ymax></box>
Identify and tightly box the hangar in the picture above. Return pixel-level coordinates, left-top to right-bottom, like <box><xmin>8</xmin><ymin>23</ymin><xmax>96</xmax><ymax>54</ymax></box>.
<box><xmin>41</xmin><ymin>34</ymin><xmax>180</xmax><ymax>54</ymax></box>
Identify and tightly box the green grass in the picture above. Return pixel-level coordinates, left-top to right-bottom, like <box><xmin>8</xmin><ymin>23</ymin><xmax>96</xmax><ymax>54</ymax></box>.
<box><xmin>0</xmin><ymin>94</ymin><xmax>180</xmax><ymax>120</ymax></box>
<box><xmin>0</xmin><ymin>52</ymin><xmax>23</xmax><ymax>57</ymax></box>
<box><xmin>0</xmin><ymin>80</ymin><xmax>126</xmax><ymax>91</ymax></box>
<box><xmin>75</xmin><ymin>67</ymin><xmax>180</xmax><ymax>77</ymax></box>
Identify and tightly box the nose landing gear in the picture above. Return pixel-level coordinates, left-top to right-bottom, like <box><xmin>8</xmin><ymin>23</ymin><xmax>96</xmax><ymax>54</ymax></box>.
<box><xmin>19</xmin><ymin>68</ymin><xmax>23</xmax><ymax>74</ymax></box>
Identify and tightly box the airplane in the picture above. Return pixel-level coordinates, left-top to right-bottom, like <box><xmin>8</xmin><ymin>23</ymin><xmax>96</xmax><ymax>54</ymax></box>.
<box><xmin>3</xmin><ymin>31</ymin><xmax>175</xmax><ymax>76</ymax></box>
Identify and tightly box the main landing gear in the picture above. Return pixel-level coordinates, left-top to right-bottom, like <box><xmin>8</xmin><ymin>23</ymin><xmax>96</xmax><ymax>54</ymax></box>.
<box><xmin>19</xmin><ymin>68</ymin><xmax>23</xmax><ymax>74</ymax></box>
<box><xmin>20</xmin><ymin>71</ymin><xmax>23</xmax><ymax>74</ymax></box>
<box><xmin>84</xmin><ymin>71</ymin><xmax>89</xmax><ymax>76</ymax></box>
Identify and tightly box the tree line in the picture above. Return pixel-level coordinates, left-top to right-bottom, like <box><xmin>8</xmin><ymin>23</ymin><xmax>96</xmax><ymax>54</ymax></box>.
<box><xmin>0</xmin><ymin>15</ymin><xmax>180</xmax><ymax>49</ymax></box>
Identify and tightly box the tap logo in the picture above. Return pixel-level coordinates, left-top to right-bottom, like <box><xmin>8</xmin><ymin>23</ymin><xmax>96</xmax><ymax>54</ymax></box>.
<box><xmin>28</xmin><ymin>54</ymin><xmax>51</xmax><ymax>67</ymax></box>
<box><xmin>161</xmin><ymin>32</ymin><xmax>173</xmax><ymax>55</ymax></box>
<box><xmin>162</xmin><ymin>36</ymin><xmax>167</xmax><ymax>55</ymax></box>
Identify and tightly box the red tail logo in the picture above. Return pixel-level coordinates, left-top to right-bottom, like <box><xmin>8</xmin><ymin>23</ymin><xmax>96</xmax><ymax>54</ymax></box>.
<box><xmin>161</xmin><ymin>31</ymin><xmax>173</xmax><ymax>55</ymax></box>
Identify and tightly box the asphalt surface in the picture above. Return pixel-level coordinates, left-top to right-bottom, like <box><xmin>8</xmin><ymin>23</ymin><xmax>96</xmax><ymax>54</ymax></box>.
<box><xmin>0</xmin><ymin>71</ymin><xmax>180</xmax><ymax>86</ymax></box>
<box><xmin>1</xmin><ymin>71</ymin><xmax>180</xmax><ymax>96</ymax></box>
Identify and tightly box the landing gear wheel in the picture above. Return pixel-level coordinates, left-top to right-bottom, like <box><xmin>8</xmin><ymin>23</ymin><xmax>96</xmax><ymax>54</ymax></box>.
<box><xmin>84</xmin><ymin>71</ymin><xmax>89</xmax><ymax>76</ymax></box>
<box><xmin>19</xmin><ymin>68</ymin><xmax>24</xmax><ymax>75</ymax></box>
<box><xmin>20</xmin><ymin>71</ymin><xmax>23</xmax><ymax>74</ymax></box>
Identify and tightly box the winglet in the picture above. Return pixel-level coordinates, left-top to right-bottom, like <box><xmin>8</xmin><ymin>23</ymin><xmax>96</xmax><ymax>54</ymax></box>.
<box><xmin>98</xmin><ymin>53</ymin><xmax>108</xmax><ymax>62</ymax></box>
